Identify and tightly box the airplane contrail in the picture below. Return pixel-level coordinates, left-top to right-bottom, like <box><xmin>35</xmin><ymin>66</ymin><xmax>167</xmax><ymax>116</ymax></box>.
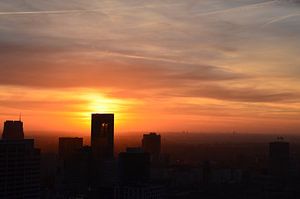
<box><xmin>0</xmin><ymin>2</ymin><xmax>184</xmax><ymax>16</ymax></box>
<box><xmin>98</xmin><ymin>51</ymin><xmax>194</xmax><ymax>66</ymax></box>
<box><xmin>263</xmin><ymin>13</ymin><xmax>300</xmax><ymax>26</ymax></box>
<box><xmin>0</xmin><ymin>9</ymin><xmax>105</xmax><ymax>16</ymax></box>
<box><xmin>193</xmin><ymin>0</ymin><xmax>278</xmax><ymax>17</ymax></box>
<box><xmin>0</xmin><ymin>1</ymin><xmax>276</xmax><ymax>17</ymax></box>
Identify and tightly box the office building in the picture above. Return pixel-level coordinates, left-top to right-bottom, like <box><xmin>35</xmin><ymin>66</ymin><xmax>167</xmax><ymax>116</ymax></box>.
<box><xmin>118</xmin><ymin>147</ymin><xmax>150</xmax><ymax>183</ymax></box>
<box><xmin>58</xmin><ymin>145</ymin><xmax>93</xmax><ymax>198</ymax></box>
<box><xmin>142</xmin><ymin>133</ymin><xmax>161</xmax><ymax>160</ymax></box>
<box><xmin>91</xmin><ymin>113</ymin><xmax>114</xmax><ymax>160</ymax></box>
<box><xmin>2</xmin><ymin>120</ymin><xmax>24</xmax><ymax>140</ymax></box>
<box><xmin>114</xmin><ymin>184</ymin><xmax>165</xmax><ymax>199</ymax></box>
<box><xmin>0</xmin><ymin>121</ymin><xmax>40</xmax><ymax>199</ymax></box>
<box><xmin>269</xmin><ymin>138</ymin><xmax>290</xmax><ymax>177</ymax></box>
<box><xmin>58</xmin><ymin>137</ymin><xmax>84</xmax><ymax>192</ymax></box>
<box><xmin>59</xmin><ymin>137</ymin><xmax>83</xmax><ymax>160</ymax></box>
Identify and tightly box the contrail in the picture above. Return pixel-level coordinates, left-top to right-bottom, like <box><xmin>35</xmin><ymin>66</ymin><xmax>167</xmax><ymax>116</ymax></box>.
<box><xmin>263</xmin><ymin>13</ymin><xmax>300</xmax><ymax>26</ymax></box>
<box><xmin>95</xmin><ymin>50</ymin><xmax>198</xmax><ymax>66</ymax></box>
<box><xmin>0</xmin><ymin>2</ymin><xmax>184</xmax><ymax>16</ymax></box>
<box><xmin>193</xmin><ymin>0</ymin><xmax>278</xmax><ymax>17</ymax></box>
<box><xmin>1</xmin><ymin>1</ymin><xmax>273</xmax><ymax>17</ymax></box>
<box><xmin>0</xmin><ymin>9</ymin><xmax>104</xmax><ymax>16</ymax></box>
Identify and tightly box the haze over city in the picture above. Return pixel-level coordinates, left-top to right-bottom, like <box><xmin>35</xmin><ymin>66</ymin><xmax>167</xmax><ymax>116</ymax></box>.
<box><xmin>0</xmin><ymin>0</ymin><xmax>300</xmax><ymax>135</ymax></box>
<box><xmin>1</xmin><ymin>1</ymin><xmax>300</xmax><ymax>198</ymax></box>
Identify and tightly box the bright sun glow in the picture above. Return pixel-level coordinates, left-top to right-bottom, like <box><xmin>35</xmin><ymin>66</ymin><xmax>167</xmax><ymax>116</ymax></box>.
<box><xmin>75</xmin><ymin>92</ymin><xmax>128</xmax><ymax>128</ymax></box>
<box><xmin>87</xmin><ymin>94</ymin><xmax>120</xmax><ymax>113</ymax></box>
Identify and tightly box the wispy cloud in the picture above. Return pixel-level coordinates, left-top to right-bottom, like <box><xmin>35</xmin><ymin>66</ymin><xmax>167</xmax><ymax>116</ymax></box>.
<box><xmin>0</xmin><ymin>9</ymin><xmax>104</xmax><ymax>16</ymax></box>
<box><xmin>263</xmin><ymin>12</ymin><xmax>300</xmax><ymax>26</ymax></box>
<box><xmin>0</xmin><ymin>0</ymin><xmax>300</xmax><ymax>132</ymax></box>
<box><xmin>193</xmin><ymin>0</ymin><xmax>277</xmax><ymax>17</ymax></box>
<box><xmin>181</xmin><ymin>85</ymin><xmax>300</xmax><ymax>103</ymax></box>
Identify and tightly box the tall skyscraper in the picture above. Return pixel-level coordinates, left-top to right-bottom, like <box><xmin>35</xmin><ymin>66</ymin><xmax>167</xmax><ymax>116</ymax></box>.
<box><xmin>91</xmin><ymin>113</ymin><xmax>114</xmax><ymax>160</ymax></box>
<box><xmin>142</xmin><ymin>133</ymin><xmax>161</xmax><ymax>161</ymax></box>
<box><xmin>0</xmin><ymin>120</ymin><xmax>40</xmax><ymax>198</ymax></box>
<box><xmin>2</xmin><ymin>120</ymin><xmax>24</xmax><ymax>140</ymax></box>
<box><xmin>269</xmin><ymin>138</ymin><xmax>290</xmax><ymax>177</ymax></box>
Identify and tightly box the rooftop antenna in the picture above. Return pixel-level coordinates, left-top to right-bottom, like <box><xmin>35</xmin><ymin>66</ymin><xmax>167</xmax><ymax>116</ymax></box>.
<box><xmin>19</xmin><ymin>113</ymin><xmax>22</xmax><ymax>121</ymax></box>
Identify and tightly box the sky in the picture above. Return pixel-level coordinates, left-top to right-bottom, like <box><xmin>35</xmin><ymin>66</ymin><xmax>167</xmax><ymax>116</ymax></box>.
<box><xmin>0</xmin><ymin>0</ymin><xmax>300</xmax><ymax>135</ymax></box>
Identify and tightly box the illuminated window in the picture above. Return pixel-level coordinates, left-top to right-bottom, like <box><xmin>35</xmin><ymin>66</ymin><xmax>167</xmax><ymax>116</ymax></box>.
<box><xmin>101</xmin><ymin>123</ymin><xmax>108</xmax><ymax>127</ymax></box>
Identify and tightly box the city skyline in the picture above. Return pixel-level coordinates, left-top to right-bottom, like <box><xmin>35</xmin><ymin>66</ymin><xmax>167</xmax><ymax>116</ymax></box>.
<box><xmin>0</xmin><ymin>0</ymin><xmax>300</xmax><ymax>135</ymax></box>
<box><xmin>1</xmin><ymin>114</ymin><xmax>297</xmax><ymax>198</ymax></box>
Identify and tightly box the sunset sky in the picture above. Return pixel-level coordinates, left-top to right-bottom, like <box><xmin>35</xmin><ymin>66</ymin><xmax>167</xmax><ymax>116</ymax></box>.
<box><xmin>0</xmin><ymin>0</ymin><xmax>300</xmax><ymax>135</ymax></box>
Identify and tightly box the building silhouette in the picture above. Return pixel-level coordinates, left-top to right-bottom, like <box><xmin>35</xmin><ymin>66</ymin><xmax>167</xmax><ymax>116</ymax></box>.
<box><xmin>57</xmin><ymin>145</ymin><xmax>93</xmax><ymax>198</ymax></box>
<box><xmin>58</xmin><ymin>137</ymin><xmax>85</xmax><ymax>193</ymax></box>
<box><xmin>115</xmin><ymin>148</ymin><xmax>164</xmax><ymax>199</ymax></box>
<box><xmin>2</xmin><ymin>120</ymin><xmax>24</xmax><ymax>140</ymax></box>
<box><xmin>59</xmin><ymin>137</ymin><xmax>83</xmax><ymax>160</ymax></box>
<box><xmin>91</xmin><ymin>113</ymin><xmax>114</xmax><ymax>160</ymax></box>
<box><xmin>0</xmin><ymin>120</ymin><xmax>40</xmax><ymax>199</ymax></box>
<box><xmin>269</xmin><ymin>138</ymin><xmax>290</xmax><ymax>177</ymax></box>
<box><xmin>142</xmin><ymin>133</ymin><xmax>161</xmax><ymax>161</ymax></box>
<box><xmin>114</xmin><ymin>184</ymin><xmax>165</xmax><ymax>199</ymax></box>
<box><xmin>118</xmin><ymin>147</ymin><xmax>150</xmax><ymax>183</ymax></box>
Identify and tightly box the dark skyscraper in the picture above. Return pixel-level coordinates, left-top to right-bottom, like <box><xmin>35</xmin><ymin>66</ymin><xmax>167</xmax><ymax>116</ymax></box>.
<box><xmin>2</xmin><ymin>120</ymin><xmax>24</xmax><ymax>140</ymax></box>
<box><xmin>269</xmin><ymin>138</ymin><xmax>290</xmax><ymax>177</ymax></box>
<box><xmin>116</xmin><ymin>148</ymin><xmax>162</xmax><ymax>199</ymax></box>
<box><xmin>58</xmin><ymin>138</ymin><xmax>90</xmax><ymax>196</ymax></box>
<box><xmin>59</xmin><ymin>137</ymin><xmax>83</xmax><ymax>160</ymax></box>
<box><xmin>0</xmin><ymin>120</ymin><xmax>40</xmax><ymax>199</ymax></box>
<box><xmin>118</xmin><ymin>147</ymin><xmax>150</xmax><ymax>183</ymax></box>
<box><xmin>142</xmin><ymin>132</ymin><xmax>161</xmax><ymax>160</ymax></box>
<box><xmin>91</xmin><ymin>113</ymin><xmax>114</xmax><ymax>160</ymax></box>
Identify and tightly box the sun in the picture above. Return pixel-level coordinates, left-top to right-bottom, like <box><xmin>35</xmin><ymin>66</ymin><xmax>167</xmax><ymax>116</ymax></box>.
<box><xmin>87</xmin><ymin>94</ymin><xmax>120</xmax><ymax>113</ymax></box>
<box><xmin>66</xmin><ymin>89</ymin><xmax>139</xmax><ymax>132</ymax></box>
<box><xmin>74</xmin><ymin>92</ymin><xmax>126</xmax><ymax>129</ymax></box>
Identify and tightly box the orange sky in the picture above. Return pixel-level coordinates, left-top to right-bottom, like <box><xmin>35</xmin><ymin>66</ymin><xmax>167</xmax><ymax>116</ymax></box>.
<box><xmin>0</xmin><ymin>0</ymin><xmax>300</xmax><ymax>136</ymax></box>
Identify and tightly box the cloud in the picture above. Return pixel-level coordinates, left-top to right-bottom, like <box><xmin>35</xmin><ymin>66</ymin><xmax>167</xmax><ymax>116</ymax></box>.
<box><xmin>263</xmin><ymin>13</ymin><xmax>300</xmax><ymax>26</ymax></box>
<box><xmin>193</xmin><ymin>0</ymin><xmax>278</xmax><ymax>18</ymax></box>
<box><xmin>0</xmin><ymin>0</ymin><xmax>298</xmax><ymax>93</ymax></box>
<box><xmin>0</xmin><ymin>99</ymin><xmax>85</xmax><ymax>111</ymax></box>
<box><xmin>0</xmin><ymin>9</ymin><xmax>104</xmax><ymax>16</ymax></box>
<box><xmin>0</xmin><ymin>0</ymin><xmax>300</xmax><ymax>133</ymax></box>
<box><xmin>177</xmin><ymin>85</ymin><xmax>300</xmax><ymax>103</ymax></box>
<box><xmin>0</xmin><ymin>50</ymin><xmax>246</xmax><ymax>89</ymax></box>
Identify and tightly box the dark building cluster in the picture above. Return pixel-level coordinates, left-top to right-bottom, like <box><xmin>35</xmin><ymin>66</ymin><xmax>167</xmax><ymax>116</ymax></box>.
<box><xmin>1</xmin><ymin>114</ymin><xmax>300</xmax><ymax>199</ymax></box>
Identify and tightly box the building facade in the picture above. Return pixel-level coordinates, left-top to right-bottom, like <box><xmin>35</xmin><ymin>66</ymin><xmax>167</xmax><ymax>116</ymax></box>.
<box><xmin>2</xmin><ymin>120</ymin><xmax>24</xmax><ymax>140</ymax></box>
<box><xmin>91</xmin><ymin>114</ymin><xmax>114</xmax><ymax>160</ymax></box>
<box><xmin>269</xmin><ymin>138</ymin><xmax>290</xmax><ymax>177</ymax></box>
<box><xmin>0</xmin><ymin>120</ymin><xmax>40</xmax><ymax>199</ymax></box>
